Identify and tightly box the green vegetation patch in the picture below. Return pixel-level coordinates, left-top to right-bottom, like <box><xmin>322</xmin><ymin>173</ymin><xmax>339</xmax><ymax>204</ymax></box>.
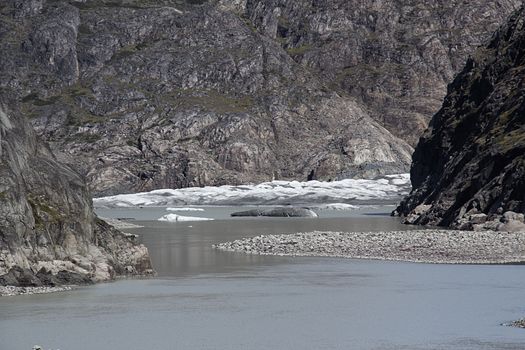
<box><xmin>495</xmin><ymin>128</ymin><xmax>525</xmax><ymax>153</ymax></box>
<box><xmin>74</xmin><ymin>0</ymin><xmax>192</xmax><ymax>10</ymax></box>
<box><xmin>111</xmin><ymin>42</ymin><xmax>150</xmax><ymax>61</ymax></box>
<box><xmin>66</xmin><ymin>132</ymin><xmax>102</xmax><ymax>143</ymax></box>
<box><xmin>161</xmin><ymin>89</ymin><xmax>254</xmax><ymax>114</ymax></box>
<box><xmin>78</xmin><ymin>23</ymin><xmax>93</xmax><ymax>35</ymax></box>
<box><xmin>332</xmin><ymin>62</ymin><xmax>405</xmax><ymax>88</ymax></box>
<box><xmin>66</xmin><ymin>111</ymin><xmax>106</xmax><ymax>127</ymax></box>
<box><xmin>28</xmin><ymin>195</ymin><xmax>64</xmax><ymax>229</ymax></box>
<box><xmin>286</xmin><ymin>44</ymin><xmax>312</xmax><ymax>56</ymax></box>
<box><xmin>21</xmin><ymin>93</ymin><xmax>61</xmax><ymax>106</ymax></box>
<box><xmin>20</xmin><ymin>83</ymin><xmax>105</xmax><ymax>126</ymax></box>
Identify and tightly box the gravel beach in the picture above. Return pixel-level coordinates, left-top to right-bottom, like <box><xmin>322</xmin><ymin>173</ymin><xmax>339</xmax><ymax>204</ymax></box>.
<box><xmin>214</xmin><ymin>230</ymin><xmax>525</xmax><ymax>264</ymax></box>
<box><xmin>0</xmin><ymin>286</ymin><xmax>73</xmax><ymax>297</ymax></box>
<box><xmin>508</xmin><ymin>319</ymin><xmax>525</xmax><ymax>329</ymax></box>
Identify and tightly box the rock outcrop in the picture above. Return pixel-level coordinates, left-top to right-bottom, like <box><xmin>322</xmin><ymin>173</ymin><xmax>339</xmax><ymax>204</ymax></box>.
<box><xmin>1</xmin><ymin>0</ymin><xmax>517</xmax><ymax>196</ymax></box>
<box><xmin>395</xmin><ymin>6</ymin><xmax>525</xmax><ymax>230</ymax></box>
<box><xmin>0</xmin><ymin>101</ymin><xmax>153</xmax><ymax>287</ymax></box>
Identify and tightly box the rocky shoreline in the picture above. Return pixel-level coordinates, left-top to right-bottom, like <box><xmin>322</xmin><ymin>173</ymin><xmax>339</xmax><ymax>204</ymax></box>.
<box><xmin>214</xmin><ymin>230</ymin><xmax>525</xmax><ymax>264</ymax></box>
<box><xmin>508</xmin><ymin>319</ymin><xmax>525</xmax><ymax>329</ymax></box>
<box><xmin>0</xmin><ymin>286</ymin><xmax>73</xmax><ymax>297</ymax></box>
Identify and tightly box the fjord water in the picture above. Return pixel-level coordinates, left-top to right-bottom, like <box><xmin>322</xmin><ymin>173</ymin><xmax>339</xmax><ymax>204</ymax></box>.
<box><xmin>1</xmin><ymin>206</ymin><xmax>525</xmax><ymax>350</ymax></box>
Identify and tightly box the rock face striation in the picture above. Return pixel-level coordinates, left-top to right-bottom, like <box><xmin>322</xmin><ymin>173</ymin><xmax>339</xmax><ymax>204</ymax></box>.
<box><xmin>0</xmin><ymin>103</ymin><xmax>153</xmax><ymax>288</ymax></box>
<box><xmin>395</xmin><ymin>6</ymin><xmax>525</xmax><ymax>230</ymax></box>
<box><xmin>0</xmin><ymin>0</ymin><xmax>518</xmax><ymax>196</ymax></box>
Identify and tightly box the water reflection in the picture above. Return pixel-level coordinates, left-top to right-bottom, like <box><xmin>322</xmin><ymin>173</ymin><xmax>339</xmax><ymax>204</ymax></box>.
<box><xmin>128</xmin><ymin>208</ymin><xmax>419</xmax><ymax>277</ymax></box>
<box><xmin>1</xmin><ymin>207</ymin><xmax>524</xmax><ymax>350</ymax></box>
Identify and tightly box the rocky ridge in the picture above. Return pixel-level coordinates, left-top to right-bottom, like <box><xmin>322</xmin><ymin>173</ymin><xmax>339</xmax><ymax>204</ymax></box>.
<box><xmin>0</xmin><ymin>0</ymin><xmax>518</xmax><ymax>196</ymax></box>
<box><xmin>395</xmin><ymin>5</ymin><xmax>525</xmax><ymax>229</ymax></box>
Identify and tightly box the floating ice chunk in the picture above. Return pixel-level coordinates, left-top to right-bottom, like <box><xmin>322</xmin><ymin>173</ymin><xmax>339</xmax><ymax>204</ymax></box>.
<box><xmin>313</xmin><ymin>203</ymin><xmax>360</xmax><ymax>211</ymax></box>
<box><xmin>167</xmin><ymin>207</ymin><xmax>205</xmax><ymax>212</ymax></box>
<box><xmin>158</xmin><ymin>214</ymin><xmax>214</xmax><ymax>222</ymax></box>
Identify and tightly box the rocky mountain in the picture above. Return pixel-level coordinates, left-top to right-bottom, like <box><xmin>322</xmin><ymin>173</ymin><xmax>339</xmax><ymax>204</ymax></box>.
<box><xmin>395</xmin><ymin>5</ymin><xmax>525</xmax><ymax>230</ymax></box>
<box><xmin>1</xmin><ymin>0</ymin><xmax>517</xmax><ymax>196</ymax></box>
<box><xmin>227</xmin><ymin>0</ymin><xmax>521</xmax><ymax>145</ymax></box>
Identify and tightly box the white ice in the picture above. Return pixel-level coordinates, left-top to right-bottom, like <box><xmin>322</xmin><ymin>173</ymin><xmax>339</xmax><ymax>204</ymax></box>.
<box><xmin>94</xmin><ymin>174</ymin><xmax>411</xmax><ymax>208</ymax></box>
<box><xmin>158</xmin><ymin>214</ymin><xmax>214</xmax><ymax>222</ymax></box>
<box><xmin>312</xmin><ymin>203</ymin><xmax>360</xmax><ymax>211</ymax></box>
<box><xmin>167</xmin><ymin>207</ymin><xmax>205</xmax><ymax>212</ymax></box>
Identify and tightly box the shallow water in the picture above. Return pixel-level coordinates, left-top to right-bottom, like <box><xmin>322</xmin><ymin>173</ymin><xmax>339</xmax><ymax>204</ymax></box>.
<box><xmin>1</xmin><ymin>206</ymin><xmax>525</xmax><ymax>350</ymax></box>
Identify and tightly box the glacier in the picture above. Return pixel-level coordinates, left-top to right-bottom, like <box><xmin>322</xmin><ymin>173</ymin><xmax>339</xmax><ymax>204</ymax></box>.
<box><xmin>94</xmin><ymin>174</ymin><xmax>411</xmax><ymax>208</ymax></box>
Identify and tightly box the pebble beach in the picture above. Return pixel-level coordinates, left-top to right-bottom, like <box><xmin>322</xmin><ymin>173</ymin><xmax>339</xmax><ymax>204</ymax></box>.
<box><xmin>214</xmin><ymin>230</ymin><xmax>525</xmax><ymax>264</ymax></box>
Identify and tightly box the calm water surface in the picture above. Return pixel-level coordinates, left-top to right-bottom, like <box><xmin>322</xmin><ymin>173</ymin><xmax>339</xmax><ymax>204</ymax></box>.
<box><xmin>1</xmin><ymin>206</ymin><xmax>525</xmax><ymax>350</ymax></box>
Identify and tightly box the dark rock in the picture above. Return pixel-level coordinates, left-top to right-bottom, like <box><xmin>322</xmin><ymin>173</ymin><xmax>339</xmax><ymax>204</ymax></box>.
<box><xmin>36</xmin><ymin>268</ymin><xmax>94</xmax><ymax>286</ymax></box>
<box><xmin>0</xmin><ymin>267</ymin><xmax>42</xmax><ymax>287</ymax></box>
<box><xmin>231</xmin><ymin>207</ymin><xmax>318</xmax><ymax>217</ymax></box>
<box><xmin>395</xmin><ymin>6</ymin><xmax>525</xmax><ymax>230</ymax></box>
<box><xmin>510</xmin><ymin>319</ymin><xmax>525</xmax><ymax>328</ymax></box>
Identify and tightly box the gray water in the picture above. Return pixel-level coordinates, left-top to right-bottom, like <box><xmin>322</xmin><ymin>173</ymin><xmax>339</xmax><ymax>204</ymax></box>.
<box><xmin>1</xmin><ymin>206</ymin><xmax>525</xmax><ymax>350</ymax></box>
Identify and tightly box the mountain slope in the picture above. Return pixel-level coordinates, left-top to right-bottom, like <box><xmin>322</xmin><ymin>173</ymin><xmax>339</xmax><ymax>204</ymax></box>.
<box><xmin>395</xmin><ymin>6</ymin><xmax>525</xmax><ymax>229</ymax></box>
<box><xmin>237</xmin><ymin>0</ymin><xmax>520</xmax><ymax>145</ymax></box>
<box><xmin>1</xmin><ymin>0</ymin><xmax>518</xmax><ymax>196</ymax></box>
<box><xmin>2</xmin><ymin>0</ymin><xmax>414</xmax><ymax>196</ymax></box>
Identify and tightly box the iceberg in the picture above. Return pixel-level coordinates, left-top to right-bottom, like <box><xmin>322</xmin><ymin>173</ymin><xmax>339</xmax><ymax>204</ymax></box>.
<box><xmin>312</xmin><ymin>203</ymin><xmax>360</xmax><ymax>211</ymax></box>
<box><xmin>158</xmin><ymin>214</ymin><xmax>214</xmax><ymax>222</ymax></box>
<box><xmin>94</xmin><ymin>174</ymin><xmax>411</xmax><ymax>208</ymax></box>
<box><xmin>166</xmin><ymin>207</ymin><xmax>205</xmax><ymax>212</ymax></box>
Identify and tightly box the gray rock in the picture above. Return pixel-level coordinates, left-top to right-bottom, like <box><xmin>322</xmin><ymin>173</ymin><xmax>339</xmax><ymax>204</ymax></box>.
<box><xmin>241</xmin><ymin>0</ymin><xmax>520</xmax><ymax>145</ymax></box>
<box><xmin>509</xmin><ymin>319</ymin><xmax>525</xmax><ymax>329</ymax></box>
<box><xmin>395</xmin><ymin>7</ymin><xmax>525</xmax><ymax>229</ymax></box>
<box><xmin>0</xmin><ymin>267</ymin><xmax>42</xmax><ymax>287</ymax></box>
<box><xmin>1</xmin><ymin>0</ymin><xmax>517</xmax><ymax>196</ymax></box>
<box><xmin>231</xmin><ymin>207</ymin><xmax>318</xmax><ymax>218</ymax></box>
<box><xmin>503</xmin><ymin>211</ymin><xmax>525</xmax><ymax>224</ymax></box>
<box><xmin>0</xmin><ymin>101</ymin><xmax>154</xmax><ymax>287</ymax></box>
<box><xmin>36</xmin><ymin>268</ymin><xmax>94</xmax><ymax>287</ymax></box>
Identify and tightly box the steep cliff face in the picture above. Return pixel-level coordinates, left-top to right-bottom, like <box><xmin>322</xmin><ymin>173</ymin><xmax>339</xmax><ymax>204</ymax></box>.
<box><xmin>0</xmin><ymin>101</ymin><xmax>153</xmax><ymax>287</ymax></box>
<box><xmin>395</xmin><ymin>6</ymin><xmax>525</xmax><ymax>229</ymax></box>
<box><xmin>238</xmin><ymin>0</ymin><xmax>520</xmax><ymax>145</ymax></box>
